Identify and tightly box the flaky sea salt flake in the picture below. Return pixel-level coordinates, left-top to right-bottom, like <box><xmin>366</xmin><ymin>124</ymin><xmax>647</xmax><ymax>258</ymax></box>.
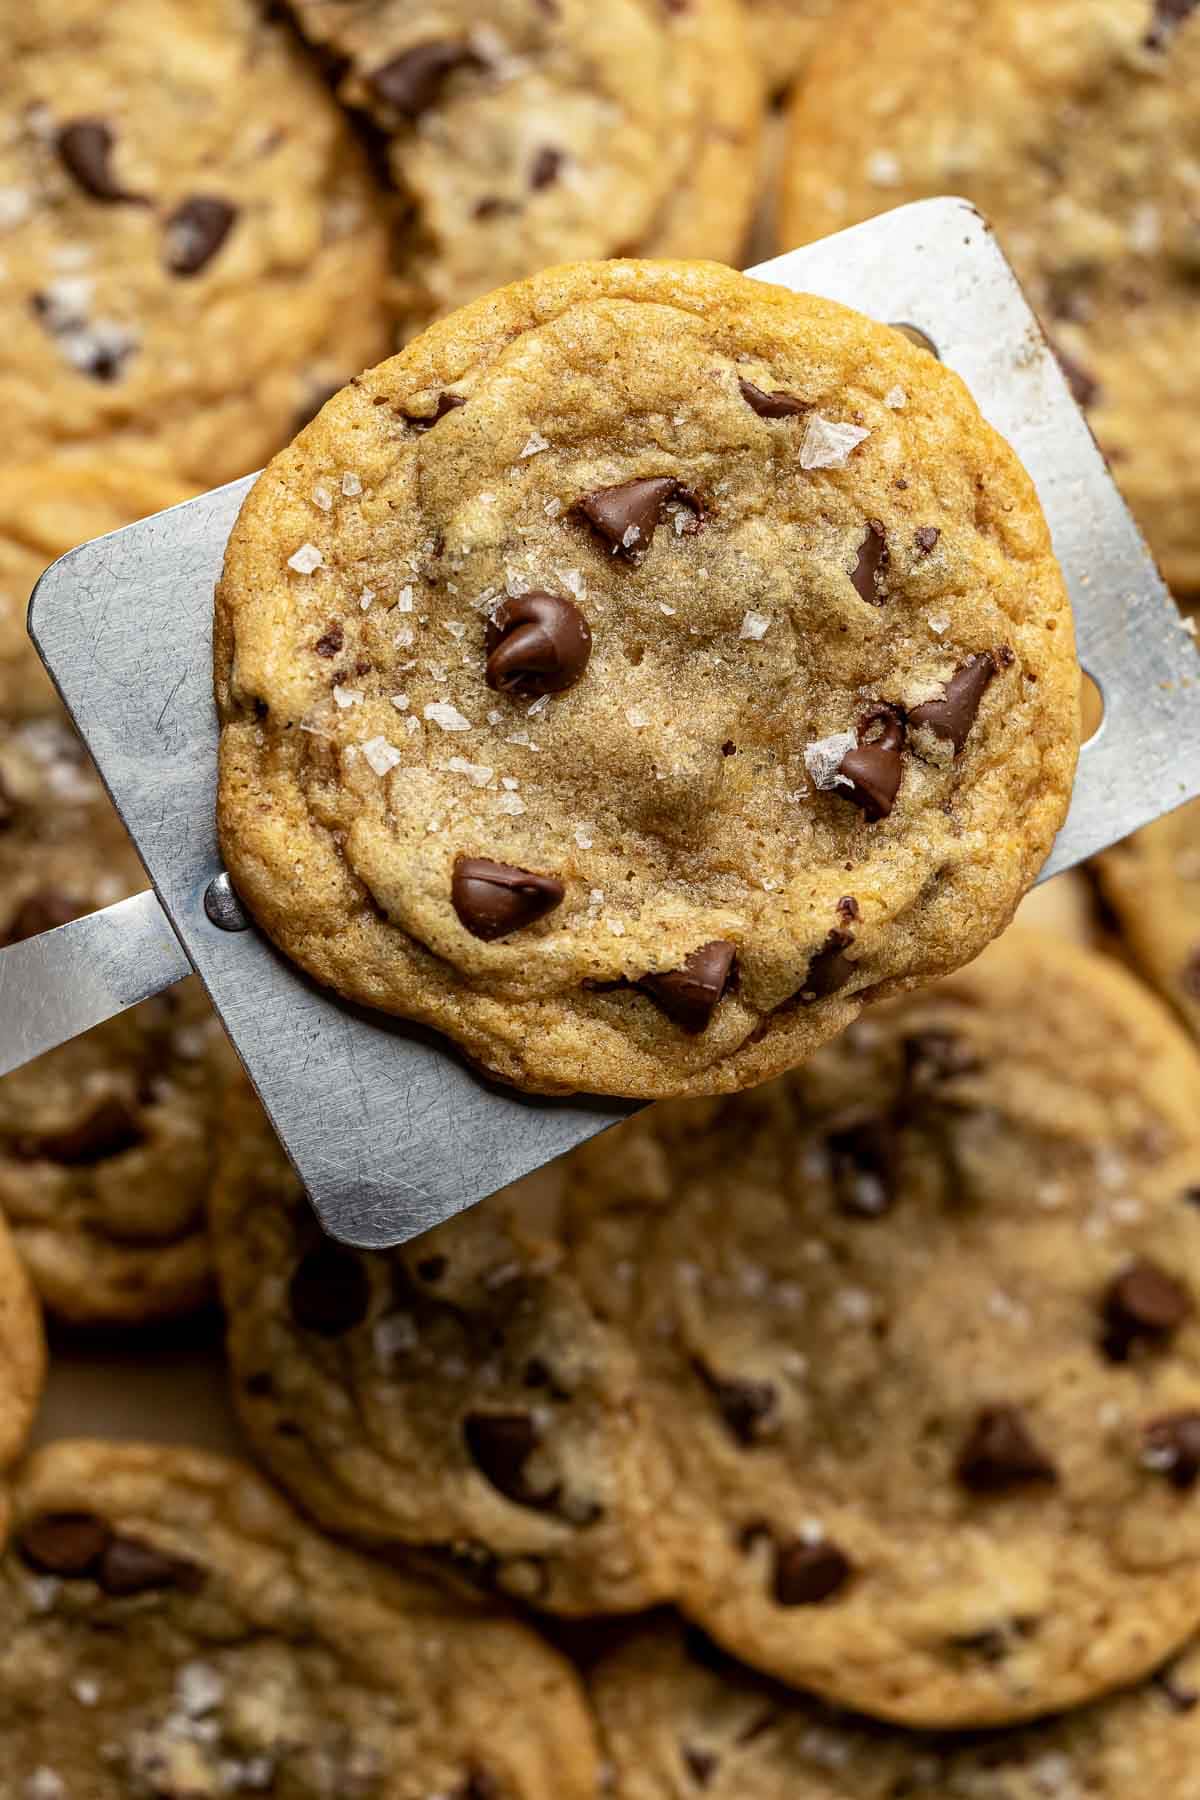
<box><xmin>885</xmin><ymin>385</ymin><xmax>907</xmax><ymax>409</ymax></box>
<box><xmin>445</xmin><ymin>756</ymin><xmax>494</xmax><ymax>786</ymax></box>
<box><xmin>527</xmin><ymin>693</ymin><xmax>550</xmax><ymax>717</ymax></box>
<box><xmin>396</xmin><ymin>585</ymin><xmax>414</xmax><ymax>612</ymax></box>
<box><xmin>520</xmin><ymin>431</ymin><xmax>550</xmax><ymax>457</ymax></box>
<box><xmin>498</xmin><ymin>792</ymin><xmax>526</xmax><ymax>815</ymax></box>
<box><xmin>739</xmin><ymin>610</ymin><xmax>770</xmax><ymax>641</ymax></box>
<box><xmin>574</xmin><ymin>824</ymin><xmax>593</xmax><ymax>848</ymax></box>
<box><xmin>626</xmin><ymin>706</ymin><xmax>649</xmax><ymax>729</ymax></box>
<box><xmin>927</xmin><ymin>611</ymin><xmax>951</xmax><ymax>636</ymax></box>
<box><xmin>359</xmin><ymin>587</ymin><xmax>375</xmax><ymax>611</ymax></box>
<box><xmin>311</xmin><ymin>483</ymin><xmax>334</xmax><ymax>512</ymax></box>
<box><xmin>543</xmin><ymin>497</ymin><xmax>562</xmax><ymax>517</ymax></box>
<box><xmin>804</xmin><ymin>730</ymin><xmax>857</xmax><ymax>790</ymax></box>
<box><xmin>287</xmin><ymin>542</ymin><xmax>323</xmax><ymax>575</ymax></box>
<box><xmin>502</xmin><ymin>776</ymin><xmax>520</xmax><ymax>790</ymax></box>
<box><xmin>659</xmin><ymin>603</ymin><xmax>676</xmax><ymax>616</ymax></box>
<box><xmin>800</xmin><ymin>415</ymin><xmax>870</xmax><ymax>471</ymax></box>
<box><xmin>443</xmin><ymin>620</ymin><xmax>467</xmax><ymax>640</ymax></box>
<box><xmin>425</xmin><ymin>701</ymin><xmax>472</xmax><ymax>732</ymax></box>
<box><xmin>341</xmin><ymin>470</ymin><xmax>363</xmax><ymax>497</ymax></box>
<box><xmin>391</xmin><ymin>693</ymin><xmax>410</xmax><ymax>711</ymax></box>
<box><xmin>332</xmin><ymin>685</ymin><xmax>362</xmax><ymax>709</ymax></box>
<box><xmin>361</xmin><ymin>735</ymin><xmax>403</xmax><ymax>775</ymax></box>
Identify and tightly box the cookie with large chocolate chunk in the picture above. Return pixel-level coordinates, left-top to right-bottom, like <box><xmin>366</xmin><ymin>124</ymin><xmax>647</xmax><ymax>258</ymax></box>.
<box><xmin>1096</xmin><ymin>797</ymin><xmax>1200</xmax><ymax>1046</ymax></box>
<box><xmin>216</xmin><ymin>258</ymin><xmax>1078</xmax><ymax>1098</ymax></box>
<box><xmin>780</xmin><ymin>0</ymin><xmax>1200</xmax><ymax>601</ymax></box>
<box><xmin>592</xmin><ymin>1619</ymin><xmax>1200</xmax><ymax>1799</ymax></box>
<box><xmin>209</xmin><ymin>1078</ymin><xmax>675</xmax><ymax>1616</ymax></box>
<box><xmin>0</xmin><ymin>0</ymin><xmax>390</xmax><ymax>487</ymax></box>
<box><xmin>280</xmin><ymin>0</ymin><xmax>762</xmax><ymax>336</ymax></box>
<box><xmin>0</xmin><ymin>1440</ymin><xmax>599</xmax><ymax>1799</ymax></box>
<box><xmin>561</xmin><ymin>931</ymin><xmax>1200</xmax><ymax>1724</ymax></box>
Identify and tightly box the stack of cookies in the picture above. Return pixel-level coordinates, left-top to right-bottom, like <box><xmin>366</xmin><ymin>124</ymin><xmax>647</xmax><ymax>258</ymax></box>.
<box><xmin>0</xmin><ymin>1</ymin><xmax>1198</xmax><ymax>1796</ymax></box>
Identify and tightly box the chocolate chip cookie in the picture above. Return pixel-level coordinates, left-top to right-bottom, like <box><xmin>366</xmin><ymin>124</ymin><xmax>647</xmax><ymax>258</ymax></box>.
<box><xmin>282</xmin><ymin>0</ymin><xmax>762</xmax><ymax>337</ymax></box>
<box><xmin>1</xmin><ymin>0</ymin><xmax>391</xmax><ymax>488</ymax></box>
<box><xmin>1096</xmin><ymin>797</ymin><xmax>1200</xmax><ymax>1043</ymax></box>
<box><xmin>215</xmin><ymin>258</ymin><xmax>1079</xmax><ymax>1097</ymax></box>
<box><xmin>592</xmin><ymin>1619</ymin><xmax>1200</xmax><ymax>1799</ymax></box>
<box><xmin>209</xmin><ymin>1077</ymin><xmax>675</xmax><ymax>1617</ymax></box>
<box><xmin>561</xmin><ymin>930</ymin><xmax>1200</xmax><ymax>1725</ymax></box>
<box><xmin>0</xmin><ymin>1439</ymin><xmax>599</xmax><ymax>1799</ymax></box>
<box><xmin>0</xmin><ymin>1202</ymin><xmax>46</xmax><ymax>1483</ymax></box>
<box><xmin>780</xmin><ymin>0</ymin><xmax>1200</xmax><ymax>600</ymax></box>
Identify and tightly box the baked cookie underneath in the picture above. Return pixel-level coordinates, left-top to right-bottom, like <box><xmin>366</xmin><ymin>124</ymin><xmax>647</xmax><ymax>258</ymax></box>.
<box><xmin>1096</xmin><ymin>797</ymin><xmax>1200</xmax><ymax>1046</ymax></box>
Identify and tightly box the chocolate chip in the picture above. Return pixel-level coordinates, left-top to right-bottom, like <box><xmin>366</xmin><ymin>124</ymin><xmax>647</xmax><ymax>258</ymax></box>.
<box><xmin>577</xmin><ymin>477</ymin><xmax>693</xmax><ymax>556</ymax></box>
<box><xmin>721</xmin><ymin>740</ymin><xmax>736</xmax><ymax>756</ymax></box>
<box><xmin>909</xmin><ymin>653</ymin><xmax>997</xmax><ymax>755</ymax></box>
<box><xmin>416</xmin><ymin>1254</ymin><xmax>447</xmax><ymax>1282</ymax></box>
<box><xmin>530</xmin><ymin>146</ymin><xmax>563</xmax><ymax>189</ymax></box>
<box><xmin>837</xmin><ymin>895</ymin><xmax>860</xmax><ymax>922</ymax></box>
<box><xmin>4</xmin><ymin>887</ymin><xmax>86</xmax><ymax>946</ymax></box>
<box><xmin>956</xmin><ymin>1406</ymin><xmax>1057</xmax><ymax>1492</ymax></box>
<box><xmin>404</xmin><ymin>391</ymin><xmax>466</xmax><ymax>432</ymax></box>
<box><xmin>738</xmin><ymin>378</ymin><xmax>808</xmax><ymax>419</ymax></box>
<box><xmin>851</xmin><ymin>522</ymin><xmax>888</xmax><ymax>604</ymax></box>
<box><xmin>98</xmin><ymin>1536</ymin><xmax>203</xmax><ymax>1597</ymax></box>
<box><xmin>1102</xmin><ymin>1258</ymin><xmax>1191</xmax><ymax>1360</ymax></box>
<box><xmin>693</xmin><ymin>1359</ymin><xmax>777</xmax><ymax>1445</ymax></box>
<box><xmin>164</xmin><ymin>196</ymin><xmax>238</xmax><ymax>276</ymax></box>
<box><xmin>314</xmin><ymin>623</ymin><xmax>344</xmax><ymax>658</ymax></box>
<box><xmin>800</xmin><ymin>928</ymin><xmax>856</xmax><ymax>1001</ymax></box>
<box><xmin>16</xmin><ymin>1096</ymin><xmax>144</xmax><ymax>1167</ymax></box>
<box><xmin>682</xmin><ymin>1745</ymin><xmax>719</xmax><ymax>1786</ymax></box>
<box><xmin>902</xmin><ymin>1031</ymin><xmax>981</xmax><ymax>1090</ymax></box>
<box><xmin>18</xmin><ymin>1511</ymin><xmax>111</xmax><ymax>1576</ymax></box>
<box><xmin>915</xmin><ymin>525</ymin><xmax>940</xmax><ymax>554</ymax></box>
<box><xmin>452</xmin><ymin>856</ymin><xmax>565</xmax><ymax>940</ymax></box>
<box><xmin>639</xmin><ymin>941</ymin><xmax>737</xmax><ymax>1033</ymax></box>
<box><xmin>1145</xmin><ymin>0</ymin><xmax>1197</xmax><ymax>50</ymax></box>
<box><xmin>773</xmin><ymin>1538</ymin><xmax>854</xmax><ymax>1605</ymax></box>
<box><xmin>462</xmin><ymin>1411</ymin><xmax>559</xmax><ymax>1510</ymax></box>
<box><xmin>1054</xmin><ymin>343</ymin><xmax>1101</xmax><ymax>410</ymax></box>
<box><xmin>56</xmin><ymin>119</ymin><xmax>144</xmax><ymax>204</ymax></box>
<box><xmin>828</xmin><ymin>1120</ymin><xmax>895</xmax><ymax>1218</ymax></box>
<box><xmin>836</xmin><ymin>707</ymin><xmax>905</xmax><ymax>821</ymax></box>
<box><xmin>485</xmin><ymin>591</ymin><xmax>591</xmax><ymax>696</ymax></box>
<box><xmin>1143</xmin><ymin>1413</ymin><xmax>1200</xmax><ymax>1489</ymax></box>
<box><xmin>369</xmin><ymin>42</ymin><xmax>479</xmax><ymax>116</ymax></box>
<box><xmin>288</xmin><ymin>1243</ymin><xmax>371</xmax><ymax>1336</ymax></box>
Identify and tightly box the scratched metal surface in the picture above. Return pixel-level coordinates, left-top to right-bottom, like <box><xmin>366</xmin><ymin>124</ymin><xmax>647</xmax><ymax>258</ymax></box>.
<box><xmin>24</xmin><ymin>198</ymin><xmax>1200</xmax><ymax>1247</ymax></box>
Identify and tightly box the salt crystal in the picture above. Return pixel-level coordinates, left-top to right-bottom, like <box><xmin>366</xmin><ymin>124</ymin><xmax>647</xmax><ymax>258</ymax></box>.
<box><xmin>659</xmin><ymin>603</ymin><xmax>677</xmax><ymax>616</ymax></box>
<box><xmin>487</xmin><ymin>708</ymin><xmax>503</xmax><ymax>724</ymax></box>
<box><xmin>1129</xmin><ymin>202</ymin><xmax>1161</xmax><ymax>254</ymax></box>
<box><xmin>359</xmin><ymin>587</ymin><xmax>375</xmax><ymax>610</ymax></box>
<box><xmin>739</xmin><ymin>610</ymin><xmax>770</xmax><ymax>641</ymax></box>
<box><xmin>424</xmin><ymin>701</ymin><xmax>472</xmax><ymax>732</ymax></box>
<box><xmin>361</xmin><ymin>735</ymin><xmax>402</xmax><ymax>775</ymax></box>
<box><xmin>574</xmin><ymin>825</ymin><xmax>594</xmax><ymax>848</ymax></box>
<box><xmin>396</xmin><ymin>585</ymin><xmax>414</xmax><ymax>612</ymax></box>
<box><xmin>176</xmin><ymin>1661</ymin><xmax>225</xmax><ymax>1717</ymax></box>
<box><xmin>72</xmin><ymin>1676</ymin><xmax>101</xmax><ymax>1706</ymax></box>
<box><xmin>426</xmin><ymin>817</ymin><xmax>442</xmax><ymax>833</ymax></box>
<box><xmin>312</xmin><ymin>484</ymin><xmax>334</xmax><ymax>512</ymax></box>
<box><xmin>626</xmin><ymin>706</ymin><xmax>649</xmax><ymax>729</ymax></box>
<box><xmin>866</xmin><ymin>149</ymin><xmax>901</xmax><ymax>186</ymax></box>
<box><xmin>620</xmin><ymin>523</ymin><xmax>641</xmax><ymax>550</ymax></box>
<box><xmin>0</xmin><ymin>187</ymin><xmax>31</xmax><ymax>230</ymax></box>
<box><xmin>391</xmin><ymin>693</ymin><xmax>410</xmax><ymax>711</ymax></box>
<box><xmin>761</xmin><ymin>875</ymin><xmax>781</xmax><ymax>892</ymax></box>
<box><xmin>800</xmin><ymin>415</ymin><xmax>871</xmax><ymax>471</ymax></box>
<box><xmin>885</xmin><ymin>384</ymin><xmax>907</xmax><ymax>409</ymax></box>
<box><xmin>287</xmin><ymin>542</ymin><xmax>323</xmax><ymax>575</ymax></box>
<box><xmin>341</xmin><ymin>470</ymin><xmax>363</xmax><ymax>497</ymax></box>
<box><xmin>520</xmin><ymin>431</ymin><xmax>550</xmax><ymax>457</ymax></box>
<box><xmin>445</xmin><ymin>756</ymin><xmax>494</xmax><ymax>786</ymax></box>
<box><xmin>498</xmin><ymin>792</ymin><xmax>526</xmax><ymax>815</ymax></box>
<box><xmin>927</xmin><ymin>612</ymin><xmax>951</xmax><ymax>635</ymax></box>
<box><xmin>404</xmin><ymin>715</ymin><xmax>420</xmax><ymax>735</ymax></box>
<box><xmin>502</xmin><ymin>776</ymin><xmax>520</xmax><ymax>790</ymax></box>
<box><xmin>506</xmin><ymin>730</ymin><xmax>531</xmax><ymax>747</ymax></box>
<box><xmin>24</xmin><ymin>1772</ymin><xmax>65</xmax><ymax>1800</ymax></box>
<box><xmin>543</xmin><ymin>497</ymin><xmax>562</xmax><ymax>517</ymax></box>
<box><xmin>606</xmin><ymin>918</ymin><xmax>626</xmax><ymax>936</ymax></box>
<box><xmin>804</xmin><ymin>730</ymin><xmax>857</xmax><ymax>790</ymax></box>
<box><xmin>527</xmin><ymin>693</ymin><xmax>550</xmax><ymax>717</ymax></box>
<box><xmin>443</xmin><ymin>620</ymin><xmax>467</xmax><ymax>640</ymax></box>
<box><xmin>332</xmin><ymin>685</ymin><xmax>362</xmax><ymax>709</ymax></box>
<box><xmin>394</xmin><ymin>624</ymin><xmax>414</xmax><ymax>648</ymax></box>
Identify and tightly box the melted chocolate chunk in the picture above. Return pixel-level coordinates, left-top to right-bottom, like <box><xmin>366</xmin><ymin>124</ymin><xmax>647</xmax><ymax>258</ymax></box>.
<box><xmin>404</xmin><ymin>391</ymin><xmax>467</xmax><ymax>432</ymax></box>
<box><xmin>368</xmin><ymin>42</ymin><xmax>480</xmax><ymax>117</ymax></box>
<box><xmin>909</xmin><ymin>653</ymin><xmax>997</xmax><ymax>755</ymax></box>
<box><xmin>681</xmin><ymin>1745</ymin><xmax>720</xmax><ymax>1786</ymax></box>
<box><xmin>836</xmin><ymin>707</ymin><xmax>905</xmax><ymax>821</ymax></box>
<box><xmin>639</xmin><ymin>941</ymin><xmax>737</xmax><ymax>1033</ymax></box>
<box><xmin>530</xmin><ymin>146</ymin><xmax>563</xmax><ymax>189</ymax></box>
<box><xmin>288</xmin><ymin>1243</ymin><xmax>371</xmax><ymax>1336</ymax></box>
<box><xmin>1102</xmin><ymin>1258</ymin><xmax>1191</xmax><ymax>1361</ymax></box>
<box><xmin>4</xmin><ymin>887</ymin><xmax>86</xmax><ymax>946</ymax></box>
<box><xmin>485</xmin><ymin>591</ymin><xmax>591</xmax><ymax>695</ymax></box>
<box><xmin>851</xmin><ymin>522</ymin><xmax>888</xmax><ymax>604</ymax></box>
<box><xmin>1143</xmin><ymin>1412</ymin><xmax>1200</xmax><ymax>1489</ymax></box>
<box><xmin>800</xmin><ymin>928</ymin><xmax>857</xmax><ymax>1001</ymax></box>
<box><xmin>773</xmin><ymin>1538</ymin><xmax>854</xmax><ymax>1606</ymax></box>
<box><xmin>577</xmin><ymin>477</ymin><xmax>695</xmax><ymax>556</ymax></box>
<box><xmin>914</xmin><ymin>525</ymin><xmax>940</xmax><ymax>554</ymax></box>
<box><xmin>15</xmin><ymin>1096</ymin><xmax>144</xmax><ymax>1167</ymax></box>
<box><xmin>956</xmin><ymin>1405</ymin><xmax>1057</xmax><ymax>1492</ymax></box>
<box><xmin>452</xmin><ymin>856</ymin><xmax>564</xmax><ymax>940</ymax></box>
<box><xmin>18</xmin><ymin>1511</ymin><xmax>111</xmax><ymax>1575</ymax></box>
<box><xmin>828</xmin><ymin>1120</ymin><xmax>895</xmax><ymax>1218</ymax></box>
<box><xmin>1145</xmin><ymin>0</ymin><xmax>1198</xmax><ymax>50</ymax></box>
<box><xmin>56</xmin><ymin>118</ymin><xmax>145</xmax><ymax>203</ymax></box>
<box><xmin>98</xmin><ymin>1536</ymin><xmax>203</xmax><ymax>1597</ymax></box>
<box><xmin>164</xmin><ymin>196</ymin><xmax>238</xmax><ymax>276</ymax></box>
<box><xmin>314</xmin><ymin>622</ymin><xmax>344</xmax><ymax>658</ymax></box>
<box><xmin>693</xmin><ymin>1359</ymin><xmax>777</xmax><ymax>1445</ymax></box>
<box><xmin>738</xmin><ymin>378</ymin><xmax>808</xmax><ymax>419</ymax></box>
<box><xmin>462</xmin><ymin>1411</ymin><xmax>560</xmax><ymax>1510</ymax></box>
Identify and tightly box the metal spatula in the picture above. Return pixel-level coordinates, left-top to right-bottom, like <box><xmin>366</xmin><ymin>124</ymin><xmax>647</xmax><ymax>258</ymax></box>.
<box><xmin>4</xmin><ymin>199</ymin><xmax>1199</xmax><ymax>1248</ymax></box>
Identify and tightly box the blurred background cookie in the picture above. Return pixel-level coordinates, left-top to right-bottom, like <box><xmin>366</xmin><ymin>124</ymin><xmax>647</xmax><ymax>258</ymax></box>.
<box><xmin>282</xmin><ymin>0</ymin><xmax>764</xmax><ymax>336</ymax></box>
<box><xmin>1096</xmin><ymin>797</ymin><xmax>1200</xmax><ymax>1045</ymax></box>
<box><xmin>779</xmin><ymin>0</ymin><xmax>1200</xmax><ymax>603</ymax></box>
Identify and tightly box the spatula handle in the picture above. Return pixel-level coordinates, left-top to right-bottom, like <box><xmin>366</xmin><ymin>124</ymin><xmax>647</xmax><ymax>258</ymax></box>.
<box><xmin>0</xmin><ymin>888</ymin><xmax>191</xmax><ymax>1076</ymax></box>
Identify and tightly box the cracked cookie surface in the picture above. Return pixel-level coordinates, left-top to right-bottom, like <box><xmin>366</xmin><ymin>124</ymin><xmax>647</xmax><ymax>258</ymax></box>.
<box><xmin>216</xmin><ymin>258</ymin><xmax>1078</xmax><ymax>1097</ymax></box>
<box><xmin>592</xmin><ymin>1619</ymin><xmax>1200</xmax><ymax>1799</ymax></box>
<box><xmin>780</xmin><ymin>0</ymin><xmax>1200</xmax><ymax>600</ymax></box>
<box><xmin>0</xmin><ymin>1440</ymin><xmax>599</xmax><ymax>1800</ymax></box>
<box><xmin>0</xmin><ymin>0</ymin><xmax>391</xmax><ymax>487</ymax></box>
<box><xmin>282</xmin><ymin>0</ymin><xmax>762</xmax><ymax>336</ymax></box>
<box><xmin>561</xmin><ymin>931</ymin><xmax>1200</xmax><ymax>1724</ymax></box>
